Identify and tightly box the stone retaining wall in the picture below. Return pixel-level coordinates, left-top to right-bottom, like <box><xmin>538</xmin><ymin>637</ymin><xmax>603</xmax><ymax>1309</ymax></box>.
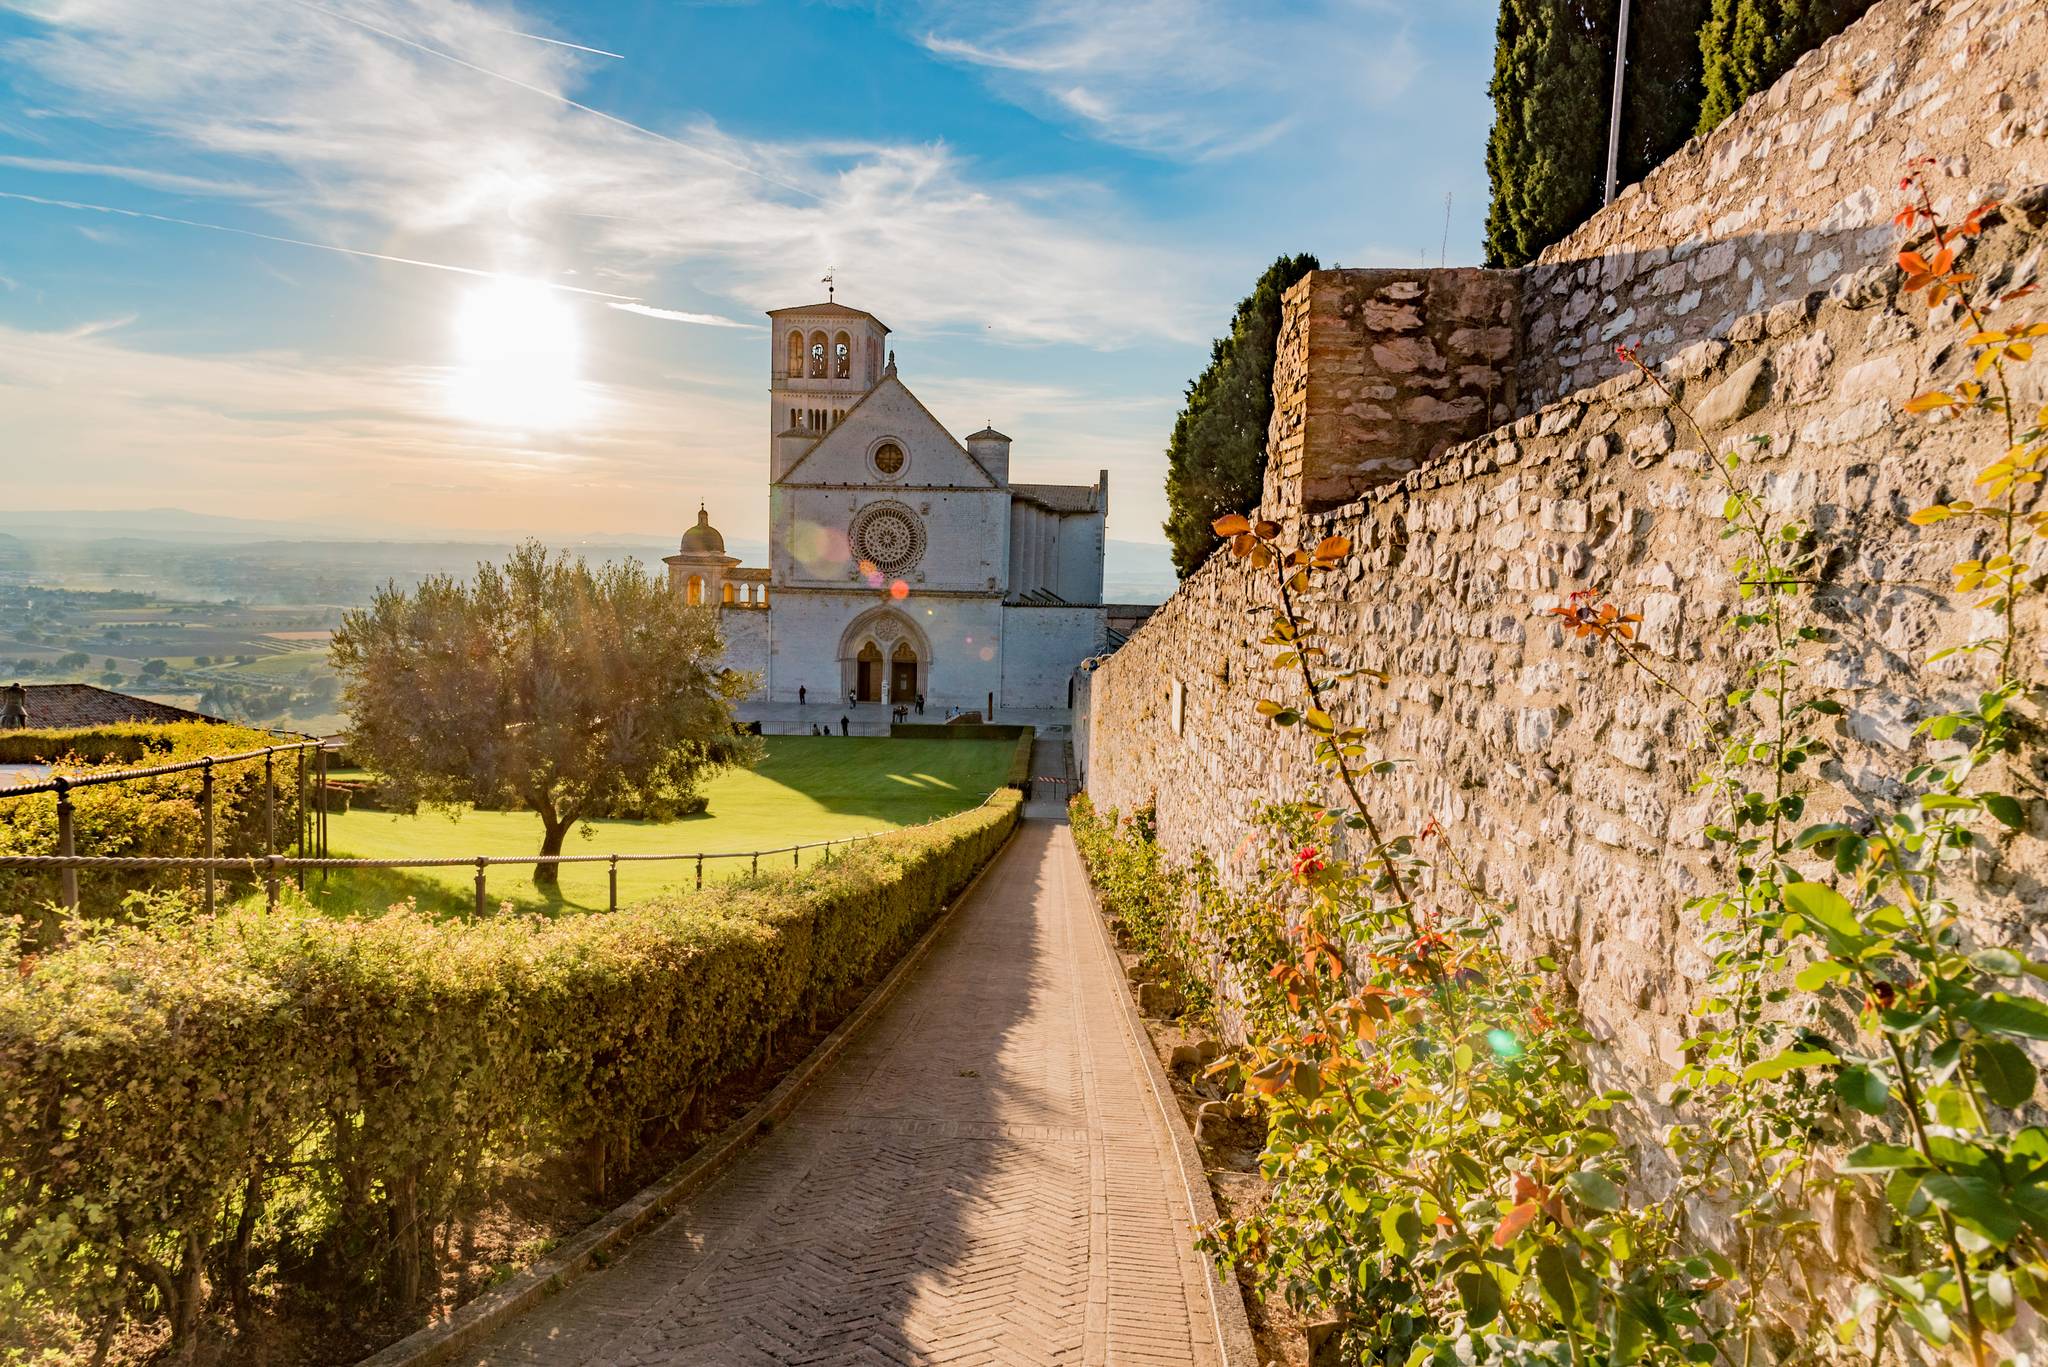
<box><xmin>1081</xmin><ymin>4</ymin><xmax>2048</xmax><ymax>1168</ymax></box>
<box><xmin>1516</xmin><ymin>0</ymin><xmax>2047</xmax><ymax>405</ymax></box>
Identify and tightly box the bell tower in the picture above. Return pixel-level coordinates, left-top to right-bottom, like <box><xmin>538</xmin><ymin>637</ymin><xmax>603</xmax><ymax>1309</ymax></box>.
<box><xmin>767</xmin><ymin>293</ymin><xmax>891</xmax><ymax>482</ymax></box>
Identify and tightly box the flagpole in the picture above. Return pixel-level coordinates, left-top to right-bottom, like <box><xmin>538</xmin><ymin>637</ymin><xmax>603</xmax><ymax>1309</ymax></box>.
<box><xmin>1604</xmin><ymin>0</ymin><xmax>1631</xmax><ymax>205</ymax></box>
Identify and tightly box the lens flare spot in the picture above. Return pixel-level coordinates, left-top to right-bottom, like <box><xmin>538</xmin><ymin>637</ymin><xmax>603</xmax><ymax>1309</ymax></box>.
<box><xmin>889</xmin><ymin>580</ymin><xmax>909</xmax><ymax>600</ymax></box>
<box><xmin>1485</xmin><ymin>1028</ymin><xmax>1522</xmax><ymax>1059</ymax></box>
<box><xmin>978</xmin><ymin>646</ymin><xmax>995</xmax><ymax>662</ymax></box>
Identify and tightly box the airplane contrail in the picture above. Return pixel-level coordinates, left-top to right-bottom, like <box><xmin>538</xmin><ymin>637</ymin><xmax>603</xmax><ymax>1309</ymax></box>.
<box><xmin>287</xmin><ymin>0</ymin><xmax>819</xmax><ymax>203</ymax></box>
<box><xmin>488</xmin><ymin>24</ymin><xmax>625</xmax><ymax>60</ymax></box>
<box><xmin>0</xmin><ymin>189</ymin><xmax>640</xmax><ymax>301</ymax></box>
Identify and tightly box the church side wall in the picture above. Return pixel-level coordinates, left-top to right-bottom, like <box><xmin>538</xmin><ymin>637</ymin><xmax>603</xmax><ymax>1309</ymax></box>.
<box><xmin>1000</xmin><ymin>604</ymin><xmax>1100</xmax><ymax>710</ymax></box>
<box><xmin>717</xmin><ymin>608</ymin><xmax>771</xmax><ymax>699</ymax></box>
<box><xmin>1052</xmin><ymin>509</ymin><xmax>1106</xmax><ymax>604</ymax></box>
<box><xmin>1515</xmin><ymin>0</ymin><xmax>2046</xmax><ymax>406</ymax></box>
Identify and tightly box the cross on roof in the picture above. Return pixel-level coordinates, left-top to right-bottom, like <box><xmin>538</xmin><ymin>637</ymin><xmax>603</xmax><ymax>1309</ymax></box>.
<box><xmin>822</xmin><ymin>268</ymin><xmax>835</xmax><ymax>302</ymax></box>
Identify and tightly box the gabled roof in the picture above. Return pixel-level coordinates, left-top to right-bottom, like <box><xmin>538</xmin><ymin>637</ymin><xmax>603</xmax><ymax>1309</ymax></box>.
<box><xmin>766</xmin><ymin>301</ymin><xmax>891</xmax><ymax>333</ymax></box>
<box><xmin>777</xmin><ymin>374</ymin><xmax>1001</xmax><ymax>489</ymax></box>
<box><xmin>5</xmin><ymin>684</ymin><xmax>228</xmax><ymax>729</ymax></box>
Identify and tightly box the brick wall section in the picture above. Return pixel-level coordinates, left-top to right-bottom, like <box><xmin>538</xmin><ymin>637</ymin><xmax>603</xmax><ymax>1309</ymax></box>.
<box><xmin>1083</xmin><ymin>201</ymin><xmax>2048</xmax><ymax>1269</ymax></box>
<box><xmin>1263</xmin><ymin>269</ymin><xmax>1521</xmax><ymax>515</ymax></box>
<box><xmin>1516</xmin><ymin>0</ymin><xmax>2047</xmax><ymax>405</ymax></box>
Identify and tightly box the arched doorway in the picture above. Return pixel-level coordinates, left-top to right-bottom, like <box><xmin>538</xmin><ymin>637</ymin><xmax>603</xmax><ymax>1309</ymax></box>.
<box><xmin>855</xmin><ymin>641</ymin><xmax>884</xmax><ymax>702</ymax></box>
<box><xmin>890</xmin><ymin>641</ymin><xmax>918</xmax><ymax>702</ymax></box>
<box><xmin>837</xmin><ymin>607</ymin><xmax>933</xmax><ymax>706</ymax></box>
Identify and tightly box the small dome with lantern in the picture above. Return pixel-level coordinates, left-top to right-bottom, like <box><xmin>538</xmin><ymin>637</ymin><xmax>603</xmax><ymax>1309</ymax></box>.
<box><xmin>679</xmin><ymin>504</ymin><xmax>726</xmax><ymax>557</ymax></box>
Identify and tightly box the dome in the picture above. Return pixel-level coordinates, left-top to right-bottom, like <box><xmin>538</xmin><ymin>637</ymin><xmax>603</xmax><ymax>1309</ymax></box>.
<box><xmin>679</xmin><ymin>504</ymin><xmax>725</xmax><ymax>556</ymax></box>
<box><xmin>965</xmin><ymin>425</ymin><xmax>1011</xmax><ymax>443</ymax></box>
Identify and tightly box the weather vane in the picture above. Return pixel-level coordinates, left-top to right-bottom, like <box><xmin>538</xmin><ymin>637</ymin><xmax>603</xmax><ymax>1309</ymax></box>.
<box><xmin>822</xmin><ymin>268</ymin><xmax>835</xmax><ymax>302</ymax></box>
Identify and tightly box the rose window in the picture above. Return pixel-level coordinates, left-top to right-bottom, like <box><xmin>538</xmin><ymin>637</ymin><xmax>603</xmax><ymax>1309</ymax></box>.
<box><xmin>850</xmin><ymin>503</ymin><xmax>925</xmax><ymax>574</ymax></box>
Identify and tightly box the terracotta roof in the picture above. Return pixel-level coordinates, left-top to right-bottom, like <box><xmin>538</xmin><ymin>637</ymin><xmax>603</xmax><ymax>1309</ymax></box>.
<box><xmin>765</xmin><ymin>301</ymin><xmax>891</xmax><ymax>332</ymax></box>
<box><xmin>4</xmin><ymin>684</ymin><xmax>227</xmax><ymax>730</ymax></box>
<box><xmin>1012</xmin><ymin>483</ymin><xmax>1100</xmax><ymax>514</ymax></box>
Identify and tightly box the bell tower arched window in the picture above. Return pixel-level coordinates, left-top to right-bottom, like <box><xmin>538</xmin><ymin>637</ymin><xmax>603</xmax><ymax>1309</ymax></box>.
<box><xmin>834</xmin><ymin>331</ymin><xmax>851</xmax><ymax>379</ymax></box>
<box><xmin>808</xmin><ymin>331</ymin><xmax>828</xmax><ymax>377</ymax></box>
<box><xmin>787</xmin><ymin>330</ymin><xmax>803</xmax><ymax>380</ymax></box>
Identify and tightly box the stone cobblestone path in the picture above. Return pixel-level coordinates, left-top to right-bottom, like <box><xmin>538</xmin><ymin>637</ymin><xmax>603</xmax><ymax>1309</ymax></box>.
<box><xmin>462</xmin><ymin>773</ymin><xmax>1230</xmax><ymax>1366</ymax></box>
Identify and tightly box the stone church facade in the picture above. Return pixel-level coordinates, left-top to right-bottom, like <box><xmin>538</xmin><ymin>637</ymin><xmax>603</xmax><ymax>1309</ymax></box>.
<box><xmin>667</xmin><ymin>297</ymin><xmax>1108</xmax><ymax>713</ymax></box>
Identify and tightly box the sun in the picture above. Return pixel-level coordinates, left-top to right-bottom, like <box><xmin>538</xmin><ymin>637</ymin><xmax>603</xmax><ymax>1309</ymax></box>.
<box><xmin>446</xmin><ymin>278</ymin><xmax>587</xmax><ymax>431</ymax></box>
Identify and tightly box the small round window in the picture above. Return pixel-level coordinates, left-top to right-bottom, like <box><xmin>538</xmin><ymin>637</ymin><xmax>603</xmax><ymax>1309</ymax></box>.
<box><xmin>872</xmin><ymin>442</ymin><xmax>905</xmax><ymax>476</ymax></box>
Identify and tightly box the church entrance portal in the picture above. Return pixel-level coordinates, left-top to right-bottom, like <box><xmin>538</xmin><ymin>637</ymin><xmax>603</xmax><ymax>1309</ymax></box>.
<box><xmin>855</xmin><ymin>642</ymin><xmax>884</xmax><ymax>702</ymax></box>
<box><xmin>890</xmin><ymin>642</ymin><xmax>918</xmax><ymax>703</ymax></box>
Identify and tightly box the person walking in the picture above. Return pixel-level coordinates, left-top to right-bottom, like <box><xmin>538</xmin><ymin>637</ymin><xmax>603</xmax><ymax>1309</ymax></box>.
<box><xmin>840</xmin><ymin>715</ymin><xmax>850</xmax><ymax>736</ymax></box>
<box><xmin>915</xmin><ymin>693</ymin><xmax>924</xmax><ymax>715</ymax></box>
<box><xmin>798</xmin><ymin>684</ymin><xmax>806</xmax><ymax>706</ymax></box>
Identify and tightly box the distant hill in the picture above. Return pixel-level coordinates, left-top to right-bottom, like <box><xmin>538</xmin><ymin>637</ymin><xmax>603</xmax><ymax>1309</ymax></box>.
<box><xmin>0</xmin><ymin>509</ymin><xmax>1177</xmax><ymax>606</ymax></box>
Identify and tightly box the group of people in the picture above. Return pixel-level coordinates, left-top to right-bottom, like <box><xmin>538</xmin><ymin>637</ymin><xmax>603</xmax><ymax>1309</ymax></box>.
<box><xmin>795</xmin><ymin>684</ymin><xmax>927</xmax><ymax>715</ymax></box>
<box><xmin>808</xmin><ymin>719</ymin><xmax>851</xmax><ymax>736</ymax></box>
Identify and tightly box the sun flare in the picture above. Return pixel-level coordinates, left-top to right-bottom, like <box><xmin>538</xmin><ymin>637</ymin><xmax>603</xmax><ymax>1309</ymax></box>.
<box><xmin>446</xmin><ymin>278</ymin><xmax>587</xmax><ymax>431</ymax></box>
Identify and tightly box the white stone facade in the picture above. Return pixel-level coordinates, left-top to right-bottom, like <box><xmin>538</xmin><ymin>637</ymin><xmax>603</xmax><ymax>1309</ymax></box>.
<box><xmin>668</xmin><ymin>297</ymin><xmax>1109</xmax><ymax>713</ymax></box>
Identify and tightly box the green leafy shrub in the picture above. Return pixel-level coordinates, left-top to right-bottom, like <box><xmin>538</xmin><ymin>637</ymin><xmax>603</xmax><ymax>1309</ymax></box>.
<box><xmin>0</xmin><ymin>723</ymin><xmax>305</xmax><ymax>935</ymax></box>
<box><xmin>1071</xmin><ymin>795</ymin><xmax>1213</xmax><ymax>1018</ymax></box>
<box><xmin>0</xmin><ymin>788</ymin><xmax>1019</xmax><ymax>1356</ymax></box>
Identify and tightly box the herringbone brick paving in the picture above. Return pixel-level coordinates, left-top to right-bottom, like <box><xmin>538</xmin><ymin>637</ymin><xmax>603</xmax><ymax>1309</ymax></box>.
<box><xmin>460</xmin><ymin>762</ymin><xmax>1228</xmax><ymax>1366</ymax></box>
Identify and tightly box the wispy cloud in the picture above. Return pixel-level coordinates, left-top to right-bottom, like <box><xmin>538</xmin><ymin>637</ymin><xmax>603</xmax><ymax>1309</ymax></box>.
<box><xmin>61</xmin><ymin>311</ymin><xmax>134</xmax><ymax>338</ymax></box>
<box><xmin>0</xmin><ymin>153</ymin><xmax>264</xmax><ymax>197</ymax></box>
<box><xmin>913</xmin><ymin>0</ymin><xmax>1420</xmax><ymax>162</ymax></box>
<box><xmin>2</xmin><ymin>0</ymin><xmax>1197</xmax><ymax>345</ymax></box>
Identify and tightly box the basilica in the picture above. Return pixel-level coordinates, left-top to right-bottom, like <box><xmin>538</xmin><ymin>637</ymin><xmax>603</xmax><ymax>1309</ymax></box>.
<box><xmin>667</xmin><ymin>296</ymin><xmax>1109</xmax><ymax>715</ymax></box>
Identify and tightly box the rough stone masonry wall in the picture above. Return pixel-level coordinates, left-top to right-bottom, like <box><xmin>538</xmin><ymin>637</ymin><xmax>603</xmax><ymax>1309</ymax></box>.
<box><xmin>1518</xmin><ymin>0</ymin><xmax>2047</xmax><ymax>405</ymax></box>
<box><xmin>1080</xmin><ymin>0</ymin><xmax>2048</xmax><ymax>1273</ymax></box>
<box><xmin>1263</xmin><ymin>269</ymin><xmax>1520</xmax><ymax>515</ymax></box>
<box><xmin>1085</xmin><ymin>197</ymin><xmax>2048</xmax><ymax>1165</ymax></box>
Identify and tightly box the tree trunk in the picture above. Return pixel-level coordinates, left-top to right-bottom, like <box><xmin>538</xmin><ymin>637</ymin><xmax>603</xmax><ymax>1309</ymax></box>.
<box><xmin>534</xmin><ymin>815</ymin><xmax>570</xmax><ymax>892</ymax></box>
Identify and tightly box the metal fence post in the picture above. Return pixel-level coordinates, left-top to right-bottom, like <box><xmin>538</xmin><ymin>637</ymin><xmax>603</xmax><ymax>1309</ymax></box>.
<box><xmin>751</xmin><ymin>851</ymin><xmax>759</xmax><ymax>876</ymax></box>
<box><xmin>201</xmin><ymin>759</ymin><xmax>215</xmax><ymax>916</ymax></box>
<box><xmin>53</xmin><ymin>776</ymin><xmax>78</xmax><ymax>912</ymax></box>
<box><xmin>263</xmin><ymin>749</ymin><xmax>275</xmax><ymax>860</ymax></box>
<box><xmin>295</xmin><ymin>746</ymin><xmax>307</xmax><ymax>892</ymax></box>
<box><xmin>608</xmin><ymin>855</ymin><xmax>618</xmax><ymax>913</ymax></box>
<box><xmin>696</xmin><ymin>854</ymin><xmax>704</xmax><ymax>890</ymax></box>
<box><xmin>265</xmin><ymin>854</ymin><xmax>281</xmax><ymax>911</ymax></box>
<box><xmin>315</xmin><ymin>744</ymin><xmax>328</xmax><ymax>873</ymax></box>
<box><xmin>474</xmin><ymin>858</ymin><xmax>488</xmax><ymax>918</ymax></box>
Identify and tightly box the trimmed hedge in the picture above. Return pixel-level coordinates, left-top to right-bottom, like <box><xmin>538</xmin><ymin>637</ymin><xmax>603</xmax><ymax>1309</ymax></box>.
<box><xmin>0</xmin><ymin>723</ymin><xmax>306</xmax><ymax>934</ymax></box>
<box><xmin>1006</xmin><ymin>729</ymin><xmax>1035</xmax><ymax>789</ymax></box>
<box><xmin>0</xmin><ymin>788</ymin><xmax>1019</xmax><ymax>1354</ymax></box>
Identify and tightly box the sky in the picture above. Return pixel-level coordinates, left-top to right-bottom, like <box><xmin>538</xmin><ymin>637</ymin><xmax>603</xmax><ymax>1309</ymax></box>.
<box><xmin>0</xmin><ymin>0</ymin><xmax>1499</xmax><ymax>547</ymax></box>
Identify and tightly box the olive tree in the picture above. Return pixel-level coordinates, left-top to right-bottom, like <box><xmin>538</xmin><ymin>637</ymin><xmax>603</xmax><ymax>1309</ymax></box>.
<box><xmin>331</xmin><ymin>541</ymin><xmax>754</xmax><ymax>890</ymax></box>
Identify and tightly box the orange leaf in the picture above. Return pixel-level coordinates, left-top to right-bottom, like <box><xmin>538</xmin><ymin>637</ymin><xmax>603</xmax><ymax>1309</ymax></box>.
<box><xmin>1903</xmin><ymin>390</ymin><xmax>1956</xmax><ymax>414</ymax></box>
<box><xmin>1253</xmin><ymin>518</ymin><xmax>1281</xmax><ymax>540</ymax></box>
<box><xmin>1492</xmin><ymin>1201</ymin><xmax>1541</xmax><ymax>1248</ymax></box>
<box><xmin>1312</xmin><ymin>535</ymin><xmax>1352</xmax><ymax>562</ymax></box>
<box><xmin>1212</xmin><ymin>513</ymin><xmax>1251</xmax><ymax>537</ymax></box>
<box><xmin>1898</xmin><ymin>250</ymin><xmax>1932</xmax><ymax>275</ymax></box>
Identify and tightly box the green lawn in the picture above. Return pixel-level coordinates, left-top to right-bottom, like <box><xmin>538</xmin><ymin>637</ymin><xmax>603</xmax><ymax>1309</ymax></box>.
<box><xmin>285</xmin><ymin>735</ymin><xmax>1015</xmax><ymax>917</ymax></box>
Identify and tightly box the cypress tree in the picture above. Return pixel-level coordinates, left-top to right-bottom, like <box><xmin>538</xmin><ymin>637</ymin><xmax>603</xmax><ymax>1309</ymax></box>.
<box><xmin>1483</xmin><ymin>0</ymin><xmax>1616</xmax><ymax>268</ymax></box>
<box><xmin>1695</xmin><ymin>0</ymin><xmax>1876</xmax><ymax>135</ymax></box>
<box><xmin>1161</xmin><ymin>253</ymin><xmax>1321</xmax><ymax>578</ymax></box>
<box><xmin>1619</xmin><ymin>0</ymin><xmax>1708</xmax><ymax>184</ymax></box>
